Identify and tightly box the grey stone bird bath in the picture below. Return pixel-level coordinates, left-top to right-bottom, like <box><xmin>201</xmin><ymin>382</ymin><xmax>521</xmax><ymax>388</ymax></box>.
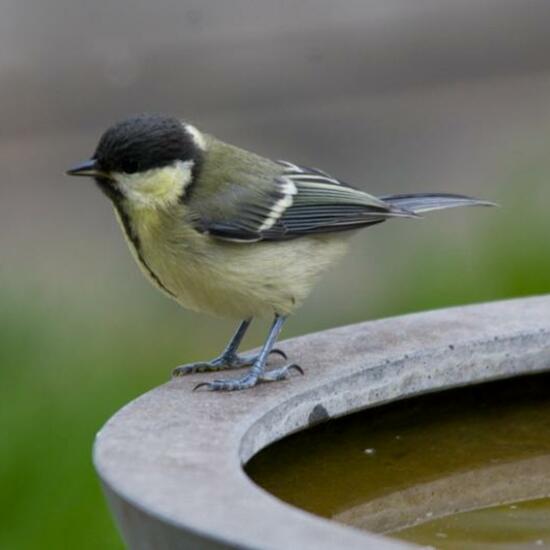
<box><xmin>93</xmin><ymin>295</ymin><xmax>550</xmax><ymax>549</ymax></box>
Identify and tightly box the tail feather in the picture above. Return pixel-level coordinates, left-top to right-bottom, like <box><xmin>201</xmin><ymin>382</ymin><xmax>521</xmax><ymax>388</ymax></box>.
<box><xmin>380</xmin><ymin>193</ymin><xmax>496</xmax><ymax>215</ymax></box>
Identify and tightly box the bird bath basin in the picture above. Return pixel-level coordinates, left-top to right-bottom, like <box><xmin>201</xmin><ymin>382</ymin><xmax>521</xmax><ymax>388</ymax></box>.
<box><xmin>94</xmin><ymin>296</ymin><xmax>550</xmax><ymax>549</ymax></box>
<box><xmin>247</xmin><ymin>372</ymin><xmax>550</xmax><ymax>549</ymax></box>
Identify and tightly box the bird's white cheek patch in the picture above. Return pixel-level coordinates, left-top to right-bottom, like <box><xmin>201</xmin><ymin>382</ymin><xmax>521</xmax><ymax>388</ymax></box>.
<box><xmin>114</xmin><ymin>160</ymin><xmax>194</xmax><ymax>208</ymax></box>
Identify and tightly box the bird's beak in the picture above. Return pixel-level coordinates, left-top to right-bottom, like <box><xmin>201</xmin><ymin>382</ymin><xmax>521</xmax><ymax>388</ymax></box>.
<box><xmin>66</xmin><ymin>159</ymin><xmax>103</xmax><ymax>178</ymax></box>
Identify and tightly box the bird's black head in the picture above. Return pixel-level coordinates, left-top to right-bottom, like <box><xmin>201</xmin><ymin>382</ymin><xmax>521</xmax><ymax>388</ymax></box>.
<box><xmin>67</xmin><ymin>114</ymin><xmax>205</xmax><ymax>203</ymax></box>
<box><xmin>94</xmin><ymin>114</ymin><xmax>202</xmax><ymax>175</ymax></box>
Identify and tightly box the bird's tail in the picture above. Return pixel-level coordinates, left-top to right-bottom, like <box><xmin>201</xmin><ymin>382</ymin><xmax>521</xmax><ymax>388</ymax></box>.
<box><xmin>380</xmin><ymin>193</ymin><xmax>496</xmax><ymax>215</ymax></box>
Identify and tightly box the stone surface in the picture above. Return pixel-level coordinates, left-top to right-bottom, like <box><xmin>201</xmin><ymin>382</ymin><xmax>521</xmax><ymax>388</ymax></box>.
<box><xmin>94</xmin><ymin>295</ymin><xmax>550</xmax><ymax>549</ymax></box>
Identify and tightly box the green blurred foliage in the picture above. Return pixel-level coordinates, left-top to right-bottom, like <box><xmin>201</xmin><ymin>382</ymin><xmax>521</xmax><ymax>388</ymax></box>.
<box><xmin>1</xmin><ymin>158</ymin><xmax>549</xmax><ymax>550</ymax></box>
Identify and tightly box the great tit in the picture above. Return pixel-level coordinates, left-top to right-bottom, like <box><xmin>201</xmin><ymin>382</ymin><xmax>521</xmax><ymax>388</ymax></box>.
<box><xmin>67</xmin><ymin>114</ymin><xmax>494</xmax><ymax>391</ymax></box>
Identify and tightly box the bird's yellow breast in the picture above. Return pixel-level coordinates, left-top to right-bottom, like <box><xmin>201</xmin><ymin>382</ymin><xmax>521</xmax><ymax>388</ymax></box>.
<box><xmin>116</xmin><ymin>202</ymin><xmax>349</xmax><ymax>319</ymax></box>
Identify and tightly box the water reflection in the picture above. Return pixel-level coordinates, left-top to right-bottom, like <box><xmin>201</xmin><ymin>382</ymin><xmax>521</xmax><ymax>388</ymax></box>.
<box><xmin>397</xmin><ymin>497</ymin><xmax>550</xmax><ymax>549</ymax></box>
<box><xmin>246</xmin><ymin>372</ymin><xmax>550</xmax><ymax>548</ymax></box>
<box><xmin>335</xmin><ymin>455</ymin><xmax>550</xmax><ymax>536</ymax></box>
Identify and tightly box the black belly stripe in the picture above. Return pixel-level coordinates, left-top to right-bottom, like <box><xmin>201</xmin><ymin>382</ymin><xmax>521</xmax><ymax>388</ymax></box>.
<box><xmin>113</xmin><ymin>202</ymin><xmax>177</xmax><ymax>298</ymax></box>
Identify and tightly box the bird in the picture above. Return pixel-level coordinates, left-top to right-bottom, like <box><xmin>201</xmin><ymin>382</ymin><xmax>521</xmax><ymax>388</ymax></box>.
<box><xmin>67</xmin><ymin>113</ymin><xmax>494</xmax><ymax>391</ymax></box>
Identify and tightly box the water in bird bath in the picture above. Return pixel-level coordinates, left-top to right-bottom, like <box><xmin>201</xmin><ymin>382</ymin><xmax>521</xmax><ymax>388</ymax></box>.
<box><xmin>246</xmin><ymin>372</ymin><xmax>550</xmax><ymax>549</ymax></box>
<box><xmin>396</xmin><ymin>497</ymin><xmax>550</xmax><ymax>548</ymax></box>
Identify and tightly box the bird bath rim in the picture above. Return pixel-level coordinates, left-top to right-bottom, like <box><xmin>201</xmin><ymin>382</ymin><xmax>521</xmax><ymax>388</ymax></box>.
<box><xmin>94</xmin><ymin>295</ymin><xmax>550</xmax><ymax>549</ymax></box>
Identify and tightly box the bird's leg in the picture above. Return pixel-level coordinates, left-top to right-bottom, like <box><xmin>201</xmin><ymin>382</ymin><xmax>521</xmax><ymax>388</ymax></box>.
<box><xmin>172</xmin><ymin>318</ymin><xmax>286</xmax><ymax>377</ymax></box>
<box><xmin>194</xmin><ymin>315</ymin><xmax>303</xmax><ymax>391</ymax></box>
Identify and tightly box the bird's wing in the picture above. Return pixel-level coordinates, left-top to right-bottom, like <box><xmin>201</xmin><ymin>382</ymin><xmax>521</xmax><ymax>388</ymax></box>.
<box><xmin>192</xmin><ymin>161</ymin><xmax>414</xmax><ymax>242</ymax></box>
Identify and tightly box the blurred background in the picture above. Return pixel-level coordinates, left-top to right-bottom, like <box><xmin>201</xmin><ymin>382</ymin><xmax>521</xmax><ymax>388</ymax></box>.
<box><xmin>2</xmin><ymin>0</ymin><xmax>550</xmax><ymax>548</ymax></box>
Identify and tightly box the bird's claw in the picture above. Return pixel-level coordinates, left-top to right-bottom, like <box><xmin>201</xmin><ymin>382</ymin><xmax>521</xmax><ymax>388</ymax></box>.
<box><xmin>172</xmin><ymin>348</ymin><xmax>287</xmax><ymax>377</ymax></box>
<box><xmin>269</xmin><ymin>348</ymin><xmax>288</xmax><ymax>360</ymax></box>
<box><xmin>264</xmin><ymin>363</ymin><xmax>303</xmax><ymax>379</ymax></box>
<box><xmin>173</xmin><ymin>362</ymin><xmax>226</xmax><ymax>377</ymax></box>
<box><xmin>193</xmin><ymin>363</ymin><xmax>303</xmax><ymax>392</ymax></box>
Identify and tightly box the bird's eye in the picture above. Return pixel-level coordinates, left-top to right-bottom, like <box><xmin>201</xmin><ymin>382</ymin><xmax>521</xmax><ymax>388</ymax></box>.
<box><xmin>122</xmin><ymin>160</ymin><xmax>139</xmax><ymax>174</ymax></box>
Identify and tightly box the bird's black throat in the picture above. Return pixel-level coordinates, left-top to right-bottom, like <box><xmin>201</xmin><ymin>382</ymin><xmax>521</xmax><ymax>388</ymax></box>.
<box><xmin>95</xmin><ymin>177</ymin><xmax>176</xmax><ymax>299</ymax></box>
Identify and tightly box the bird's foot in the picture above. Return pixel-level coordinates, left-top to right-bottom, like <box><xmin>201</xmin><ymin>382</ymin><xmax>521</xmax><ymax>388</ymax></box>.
<box><xmin>193</xmin><ymin>363</ymin><xmax>303</xmax><ymax>392</ymax></box>
<box><xmin>172</xmin><ymin>348</ymin><xmax>287</xmax><ymax>377</ymax></box>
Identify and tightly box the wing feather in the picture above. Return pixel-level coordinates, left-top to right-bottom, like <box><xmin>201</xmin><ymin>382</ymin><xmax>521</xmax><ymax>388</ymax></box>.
<box><xmin>192</xmin><ymin>160</ymin><xmax>413</xmax><ymax>242</ymax></box>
